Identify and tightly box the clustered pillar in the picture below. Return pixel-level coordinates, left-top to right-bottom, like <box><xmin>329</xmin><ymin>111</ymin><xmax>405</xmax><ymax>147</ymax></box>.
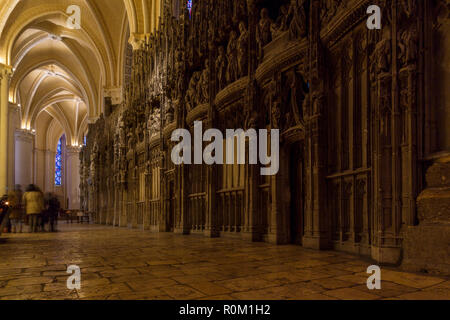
<box><xmin>0</xmin><ymin>64</ymin><xmax>13</xmax><ymax>195</ymax></box>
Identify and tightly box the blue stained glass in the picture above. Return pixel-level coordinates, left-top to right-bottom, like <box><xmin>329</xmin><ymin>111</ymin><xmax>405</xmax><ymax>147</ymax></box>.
<box><xmin>55</xmin><ymin>136</ymin><xmax>63</xmax><ymax>186</ymax></box>
<box><xmin>187</xmin><ymin>0</ymin><xmax>192</xmax><ymax>17</ymax></box>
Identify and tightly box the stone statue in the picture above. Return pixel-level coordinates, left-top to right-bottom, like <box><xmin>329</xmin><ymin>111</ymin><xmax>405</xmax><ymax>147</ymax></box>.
<box><xmin>216</xmin><ymin>46</ymin><xmax>227</xmax><ymax>91</ymax></box>
<box><xmin>186</xmin><ymin>72</ymin><xmax>201</xmax><ymax>112</ymax></box>
<box><xmin>271</xmin><ymin>5</ymin><xmax>289</xmax><ymax>39</ymax></box>
<box><xmin>286</xmin><ymin>70</ymin><xmax>304</xmax><ymax>126</ymax></box>
<box><xmin>200</xmin><ymin>59</ymin><xmax>210</xmax><ymax>104</ymax></box>
<box><xmin>226</xmin><ymin>31</ymin><xmax>238</xmax><ymax>83</ymax></box>
<box><xmin>91</xmin><ymin>141</ymin><xmax>99</xmax><ymax>163</ymax></box>
<box><xmin>289</xmin><ymin>0</ymin><xmax>307</xmax><ymax>40</ymax></box>
<box><xmin>400</xmin><ymin>28</ymin><xmax>418</xmax><ymax>66</ymax></box>
<box><xmin>257</xmin><ymin>8</ymin><xmax>273</xmax><ymax>47</ymax></box>
<box><xmin>237</xmin><ymin>22</ymin><xmax>249</xmax><ymax>78</ymax></box>
<box><xmin>165</xmin><ymin>100</ymin><xmax>174</xmax><ymax>124</ymax></box>
<box><xmin>148</xmin><ymin>109</ymin><xmax>161</xmax><ymax>139</ymax></box>
<box><xmin>257</xmin><ymin>8</ymin><xmax>273</xmax><ymax>60</ymax></box>
<box><xmin>233</xmin><ymin>0</ymin><xmax>247</xmax><ymax>25</ymax></box>
<box><xmin>373</xmin><ymin>38</ymin><xmax>391</xmax><ymax>74</ymax></box>
<box><xmin>127</xmin><ymin>131</ymin><xmax>136</xmax><ymax>150</ymax></box>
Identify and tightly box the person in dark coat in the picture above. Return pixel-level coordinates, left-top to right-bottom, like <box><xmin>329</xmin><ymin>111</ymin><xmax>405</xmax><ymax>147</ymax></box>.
<box><xmin>0</xmin><ymin>194</ymin><xmax>11</xmax><ymax>235</ymax></box>
<box><xmin>45</xmin><ymin>193</ymin><xmax>60</xmax><ymax>232</ymax></box>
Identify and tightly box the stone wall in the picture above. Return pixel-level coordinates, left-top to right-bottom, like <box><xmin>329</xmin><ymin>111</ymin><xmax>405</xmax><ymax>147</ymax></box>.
<box><xmin>80</xmin><ymin>0</ymin><xmax>450</xmax><ymax>272</ymax></box>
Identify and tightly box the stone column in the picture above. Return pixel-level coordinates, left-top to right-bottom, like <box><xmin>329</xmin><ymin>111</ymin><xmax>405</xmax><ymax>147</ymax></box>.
<box><xmin>14</xmin><ymin>129</ymin><xmax>35</xmax><ymax>190</ymax></box>
<box><xmin>44</xmin><ymin>149</ymin><xmax>56</xmax><ymax>192</ymax></box>
<box><xmin>8</xmin><ymin>103</ymin><xmax>20</xmax><ymax>191</ymax></box>
<box><xmin>0</xmin><ymin>64</ymin><xmax>13</xmax><ymax>194</ymax></box>
<box><xmin>66</xmin><ymin>146</ymin><xmax>81</xmax><ymax>210</ymax></box>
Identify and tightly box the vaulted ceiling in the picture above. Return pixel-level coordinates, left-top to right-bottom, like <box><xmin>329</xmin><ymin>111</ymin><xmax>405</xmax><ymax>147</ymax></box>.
<box><xmin>0</xmin><ymin>0</ymin><xmax>161</xmax><ymax>150</ymax></box>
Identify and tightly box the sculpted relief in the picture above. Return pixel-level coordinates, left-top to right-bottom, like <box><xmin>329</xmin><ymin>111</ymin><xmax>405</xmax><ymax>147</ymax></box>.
<box><xmin>78</xmin><ymin>1</ymin><xmax>446</xmax><ymax>274</ymax></box>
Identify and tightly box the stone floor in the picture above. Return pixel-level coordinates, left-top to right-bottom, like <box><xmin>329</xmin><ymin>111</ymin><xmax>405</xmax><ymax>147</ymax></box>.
<box><xmin>0</xmin><ymin>224</ymin><xmax>448</xmax><ymax>300</ymax></box>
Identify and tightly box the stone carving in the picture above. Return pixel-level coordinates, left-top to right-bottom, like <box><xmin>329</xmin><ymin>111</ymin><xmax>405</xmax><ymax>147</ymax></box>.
<box><xmin>286</xmin><ymin>69</ymin><xmax>306</xmax><ymax>126</ymax></box>
<box><xmin>399</xmin><ymin>27</ymin><xmax>418</xmax><ymax>67</ymax></box>
<box><xmin>165</xmin><ymin>100</ymin><xmax>174</xmax><ymax>124</ymax></box>
<box><xmin>127</xmin><ymin>131</ymin><xmax>136</xmax><ymax>150</ymax></box>
<box><xmin>78</xmin><ymin>0</ymin><xmax>445</xmax><ymax>273</ymax></box>
<box><xmin>257</xmin><ymin>8</ymin><xmax>273</xmax><ymax>59</ymax></box>
<box><xmin>372</xmin><ymin>37</ymin><xmax>391</xmax><ymax>74</ymax></box>
<box><xmin>289</xmin><ymin>0</ymin><xmax>307</xmax><ymax>40</ymax></box>
<box><xmin>321</xmin><ymin>0</ymin><xmax>343</xmax><ymax>23</ymax></box>
<box><xmin>216</xmin><ymin>46</ymin><xmax>227</xmax><ymax>91</ymax></box>
<box><xmin>237</xmin><ymin>22</ymin><xmax>249</xmax><ymax>78</ymax></box>
<box><xmin>226</xmin><ymin>31</ymin><xmax>238</xmax><ymax>83</ymax></box>
<box><xmin>200</xmin><ymin>59</ymin><xmax>210</xmax><ymax>104</ymax></box>
<box><xmin>271</xmin><ymin>5</ymin><xmax>289</xmax><ymax>39</ymax></box>
<box><xmin>401</xmin><ymin>0</ymin><xmax>417</xmax><ymax>18</ymax></box>
<box><xmin>186</xmin><ymin>72</ymin><xmax>201</xmax><ymax>112</ymax></box>
<box><xmin>148</xmin><ymin>109</ymin><xmax>161</xmax><ymax>139</ymax></box>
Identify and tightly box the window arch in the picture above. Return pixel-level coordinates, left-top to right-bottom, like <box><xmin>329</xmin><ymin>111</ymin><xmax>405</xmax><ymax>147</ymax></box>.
<box><xmin>55</xmin><ymin>135</ymin><xmax>64</xmax><ymax>186</ymax></box>
<box><xmin>187</xmin><ymin>0</ymin><xmax>192</xmax><ymax>17</ymax></box>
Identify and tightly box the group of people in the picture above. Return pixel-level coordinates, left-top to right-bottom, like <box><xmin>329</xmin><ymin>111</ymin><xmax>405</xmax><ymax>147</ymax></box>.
<box><xmin>0</xmin><ymin>184</ymin><xmax>61</xmax><ymax>234</ymax></box>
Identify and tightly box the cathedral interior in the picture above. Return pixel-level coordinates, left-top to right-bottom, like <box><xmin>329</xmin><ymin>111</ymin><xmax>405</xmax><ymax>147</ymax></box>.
<box><xmin>0</xmin><ymin>0</ymin><xmax>449</xmax><ymax>301</ymax></box>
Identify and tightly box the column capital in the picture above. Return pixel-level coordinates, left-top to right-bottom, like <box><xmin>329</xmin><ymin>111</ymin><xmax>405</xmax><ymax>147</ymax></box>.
<box><xmin>66</xmin><ymin>145</ymin><xmax>82</xmax><ymax>155</ymax></box>
<box><xmin>104</xmin><ymin>86</ymin><xmax>123</xmax><ymax>105</ymax></box>
<box><xmin>8</xmin><ymin>102</ymin><xmax>20</xmax><ymax>113</ymax></box>
<box><xmin>88</xmin><ymin>116</ymin><xmax>99</xmax><ymax>124</ymax></box>
<box><xmin>14</xmin><ymin>129</ymin><xmax>35</xmax><ymax>143</ymax></box>
<box><xmin>128</xmin><ymin>33</ymin><xmax>150</xmax><ymax>50</ymax></box>
<box><xmin>0</xmin><ymin>63</ymin><xmax>13</xmax><ymax>80</ymax></box>
<box><xmin>45</xmin><ymin>149</ymin><xmax>56</xmax><ymax>156</ymax></box>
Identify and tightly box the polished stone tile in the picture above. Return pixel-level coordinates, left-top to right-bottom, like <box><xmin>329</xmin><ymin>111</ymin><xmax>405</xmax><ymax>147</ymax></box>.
<box><xmin>0</xmin><ymin>224</ymin><xmax>448</xmax><ymax>300</ymax></box>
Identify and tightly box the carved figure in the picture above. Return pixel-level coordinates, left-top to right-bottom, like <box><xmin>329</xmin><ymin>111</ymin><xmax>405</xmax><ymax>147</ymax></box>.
<box><xmin>257</xmin><ymin>8</ymin><xmax>273</xmax><ymax>48</ymax></box>
<box><xmin>237</xmin><ymin>22</ymin><xmax>248</xmax><ymax>78</ymax></box>
<box><xmin>289</xmin><ymin>0</ymin><xmax>307</xmax><ymax>39</ymax></box>
<box><xmin>200</xmin><ymin>59</ymin><xmax>210</xmax><ymax>103</ymax></box>
<box><xmin>226</xmin><ymin>31</ymin><xmax>238</xmax><ymax>83</ymax></box>
<box><xmin>271</xmin><ymin>5</ymin><xmax>289</xmax><ymax>38</ymax></box>
<box><xmin>216</xmin><ymin>46</ymin><xmax>227</xmax><ymax>91</ymax></box>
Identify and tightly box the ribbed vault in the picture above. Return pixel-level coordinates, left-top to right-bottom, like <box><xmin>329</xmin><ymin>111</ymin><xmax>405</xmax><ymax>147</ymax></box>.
<box><xmin>0</xmin><ymin>0</ymin><xmax>162</xmax><ymax>150</ymax></box>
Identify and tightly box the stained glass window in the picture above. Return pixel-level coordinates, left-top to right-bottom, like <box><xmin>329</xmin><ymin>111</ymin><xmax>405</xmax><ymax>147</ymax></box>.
<box><xmin>55</xmin><ymin>136</ymin><xmax>63</xmax><ymax>186</ymax></box>
<box><xmin>187</xmin><ymin>0</ymin><xmax>192</xmax><ymax>18</ymax></box>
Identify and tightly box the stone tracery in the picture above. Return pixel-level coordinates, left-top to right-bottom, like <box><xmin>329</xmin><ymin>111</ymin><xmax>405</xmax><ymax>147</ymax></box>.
<box><xmin>73</xmin><ymin>0</ymin><xmax>450</xmax><ymax>275</ymax></box>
